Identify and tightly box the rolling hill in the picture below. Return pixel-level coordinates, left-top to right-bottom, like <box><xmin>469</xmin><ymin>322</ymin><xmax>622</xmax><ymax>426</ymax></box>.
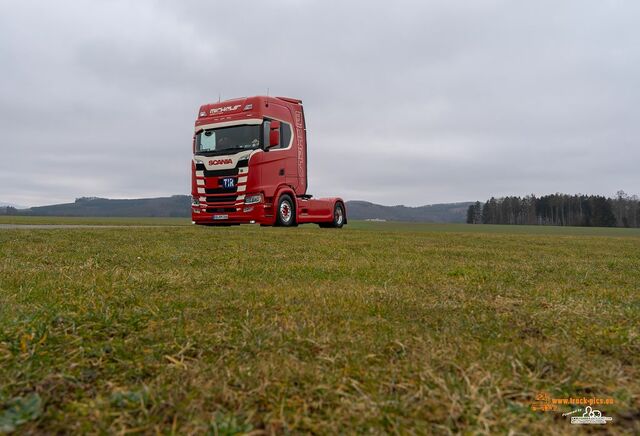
<box><xmin>3</xmin><ymin>196</ymin><xmax>473</xmax><ymax>223</ymax></box>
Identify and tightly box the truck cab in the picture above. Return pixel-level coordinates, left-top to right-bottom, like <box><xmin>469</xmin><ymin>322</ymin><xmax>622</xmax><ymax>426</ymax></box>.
<box><xmin>191</xmin><ymin>96</ymin><xmax>346</xmax><ymax>227</ymax></box>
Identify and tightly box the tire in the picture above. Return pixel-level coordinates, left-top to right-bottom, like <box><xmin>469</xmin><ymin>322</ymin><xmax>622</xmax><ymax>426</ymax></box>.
<box><xmin>276</xmin><ymin>194</ymin><xmax>296</xmax><ymax>227</ymax></box>
<box><xmin>319</xmin><ymin>202</ymin><xmax>345</xmax><ymax>228</ymax></box>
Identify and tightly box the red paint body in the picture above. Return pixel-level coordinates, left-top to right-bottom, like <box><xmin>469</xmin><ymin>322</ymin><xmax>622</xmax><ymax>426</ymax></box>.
<box><xmin>191</xmin><ymin>96</ymin><xmax>346</xmax><ymax>227</ymax></box>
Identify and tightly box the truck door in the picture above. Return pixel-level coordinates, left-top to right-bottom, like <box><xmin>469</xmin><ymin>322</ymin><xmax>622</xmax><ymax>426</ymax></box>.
<box><xmin>281</xmin><ymin>122</ymin><xmax>298</xmax><ymax>190</ymax></box>
<box><xmin>257</xmin><ymin>120</ymin><xmax>288</xmax><ymax>198</ymax></box>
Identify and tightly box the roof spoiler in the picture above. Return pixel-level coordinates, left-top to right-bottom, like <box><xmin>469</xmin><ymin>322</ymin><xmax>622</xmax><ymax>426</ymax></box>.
<box><xmin>276</xmin><ymin>96</ymin><xmax>302</xmax><ymax>104</ymax></box>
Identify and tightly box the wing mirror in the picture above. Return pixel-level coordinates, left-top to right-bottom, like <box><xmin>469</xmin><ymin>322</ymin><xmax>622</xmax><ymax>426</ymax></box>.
<box><xmin>267</xmin><ymin>120</ymin><xmax>280</xmax><ymax>148</ymax></box>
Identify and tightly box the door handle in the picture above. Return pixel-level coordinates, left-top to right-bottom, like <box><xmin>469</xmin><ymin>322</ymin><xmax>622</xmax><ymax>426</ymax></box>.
<box><xmin>279</xmin><ymin>169</ymin><xmax>285</xmax><ymax>176</ymax></box>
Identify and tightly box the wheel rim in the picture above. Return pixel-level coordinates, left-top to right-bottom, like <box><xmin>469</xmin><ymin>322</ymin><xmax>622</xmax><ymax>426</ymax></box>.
<box><xmin>335</xmin><ymin>205</ymin><xmax>343</xmax><ymax>225</ymax></box>
<box><xmin>280</xmin><ymin>201</ymin><xmax>292</xmax><ymax>223</ymax></box>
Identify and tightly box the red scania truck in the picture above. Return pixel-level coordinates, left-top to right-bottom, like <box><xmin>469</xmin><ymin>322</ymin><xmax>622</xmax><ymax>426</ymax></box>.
<box><xmin>191</xmin><ymin>96</ymin><xmax>346</xmax><ymax>227</ymax></box>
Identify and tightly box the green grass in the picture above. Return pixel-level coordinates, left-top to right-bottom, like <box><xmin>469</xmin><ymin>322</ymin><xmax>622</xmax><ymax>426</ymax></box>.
<box><xmin>350</xmin><ymin>220</ymin><xmax>640</xmax><ymax>236</ymax></box>
<box><xmin>1</xmin><ymin>219</ymin><xmax>639</xmax><ymax>433</ymax></box>
<box><xmin>0</xmin><ymin>216</ymin><xmax>190</xmax><ymax>226</ymax></box>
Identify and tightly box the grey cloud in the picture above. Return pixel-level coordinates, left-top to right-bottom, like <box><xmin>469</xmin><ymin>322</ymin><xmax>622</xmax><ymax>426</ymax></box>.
<box><xmin>1</xmin><ymin>0</ymin><xmax>639</xmax><ymax>207</ymax></box>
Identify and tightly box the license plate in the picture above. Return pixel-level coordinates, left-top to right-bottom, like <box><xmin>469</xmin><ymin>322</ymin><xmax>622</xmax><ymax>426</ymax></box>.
<box><xmin>221</xmin><ymin>177</ymin><xmax>235</xmax><ymax>189</ymax></box>
<box><xmin>213</xmin><ymin>214</ymin><xmax>228</xmax><ymax>220</ymax></box>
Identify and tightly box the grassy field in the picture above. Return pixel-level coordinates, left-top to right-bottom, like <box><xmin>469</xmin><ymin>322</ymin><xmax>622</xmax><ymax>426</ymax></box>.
<box><xmin>0</xmin><ymin>216</ymin><xmax>191</xmax><ymax>226</ymax></box>
<box><xmin>1</xmin><ymin>218</ymin><xmax>639</xmax><ymax>434</ymax></box>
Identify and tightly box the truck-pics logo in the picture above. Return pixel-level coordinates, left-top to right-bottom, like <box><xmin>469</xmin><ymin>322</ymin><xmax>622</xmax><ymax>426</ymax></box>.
<box><xmin>570</xmin><ymin>406</ymin><xmax>613</xmax><ymax>425</ymax></box>
<box><xmin>530</xmin><ymin>391</ymin><xmax>615</xmax><ymax>426</ymax></box>
<box><xmin>209</xmin><ymin>105</ymin><xmax>241</xmax><ymax>115</ymax></box>
<box><xmin>209</xmin><ymin>159</ymin><xmax>233</xmax><ymax>166</ymax></box>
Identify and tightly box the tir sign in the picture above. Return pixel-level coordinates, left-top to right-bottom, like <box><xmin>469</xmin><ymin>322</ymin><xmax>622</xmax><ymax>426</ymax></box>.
<box><xmin>221</xmin><ymin>177</ymin><xmax>235</xmax><ymax>189</ymax></box>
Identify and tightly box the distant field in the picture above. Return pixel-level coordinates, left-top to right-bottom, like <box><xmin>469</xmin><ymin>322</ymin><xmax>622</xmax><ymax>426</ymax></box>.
<box><xmin>0</xmin><ymin>216</ymin><xmax>191</xmax><ymax>226</ymax></box>
<box><xmin>3</xmin><ymin>215</ymin><xmax>640</xmax><ymax>236</ymax></box>
<box><xmin>0</xmin><ymin>219</ymin><xmax>638</xmax><ymax>433</ymax></box>
<box><xmin>349</xmin><ymin>220</ymin><xmax>640</xmax><ymax>237</ymax></box>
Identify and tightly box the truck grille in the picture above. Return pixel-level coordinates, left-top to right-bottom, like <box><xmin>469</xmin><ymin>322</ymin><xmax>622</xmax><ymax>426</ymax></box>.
<box><xmin>195</xmin><ymin>159</ymin><xmax>249</xmax><ymax>209</ymax></box>
<box><xmin>195</xmin><ymin>159</ymin><xmax>247</xmax><ymax>177</ymax></box>
<box><xmin>205</xmin><ymin>195</ymin><xmax>237</xmax><ymax>203</ymax></box>
<box><xmin>205</xmin><ymin>187</ymin><xmax>237</xmax><ymax>195</ymax></box>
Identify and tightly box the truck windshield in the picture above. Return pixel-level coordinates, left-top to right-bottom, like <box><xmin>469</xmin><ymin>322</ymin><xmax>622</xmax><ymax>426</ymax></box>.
<box><xmin>196</xmin><ymin>124</ymin><xmax>261</xmax><ymax>155</ymax></box>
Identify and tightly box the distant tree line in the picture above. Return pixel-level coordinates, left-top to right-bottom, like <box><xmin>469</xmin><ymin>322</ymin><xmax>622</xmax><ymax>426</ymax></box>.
<box><xmin>0</xmin><ymin>206</ymin><xmax>19</xmax><ymax>216</ymax></box>
<box><xmin>467</xmin><ymin>191</ymin><xmax>640</xmax><ymax>227</ymax></box>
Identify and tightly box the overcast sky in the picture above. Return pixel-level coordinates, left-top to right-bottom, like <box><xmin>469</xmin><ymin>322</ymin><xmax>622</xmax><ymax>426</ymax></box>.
<box><xmin>1</xmin><ymin>0</ymin><xmax>638</xmax><ymax>207</ymax></box>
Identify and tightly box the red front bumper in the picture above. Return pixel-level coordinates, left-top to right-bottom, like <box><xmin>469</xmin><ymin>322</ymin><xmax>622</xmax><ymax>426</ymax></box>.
<box><xmin>192</xmin><ymin>202</ymin><xmax>271</xmax><ymax>225</ymax></box>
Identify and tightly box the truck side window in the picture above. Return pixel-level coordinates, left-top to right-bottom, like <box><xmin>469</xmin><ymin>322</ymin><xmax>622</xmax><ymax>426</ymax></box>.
<box><xmin>281</xmin><ymin>123</ymin><xmax>292</xmax><ymax>149</ymax></box>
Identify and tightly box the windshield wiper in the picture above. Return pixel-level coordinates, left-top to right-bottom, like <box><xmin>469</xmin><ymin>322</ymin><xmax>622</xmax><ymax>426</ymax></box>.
<box><xmin>220</xmin><ymin>146</ymin><xmax>259</xmax><ymax>153</ymax></box>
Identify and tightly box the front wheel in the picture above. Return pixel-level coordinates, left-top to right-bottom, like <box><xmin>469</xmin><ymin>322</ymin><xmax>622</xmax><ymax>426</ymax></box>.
<box><xmin>276</xmin><ymin>194</ymin><xmax>296</xmax><ymax>227</ymax></box>
<box><xmin>319</xmin><ymin>202</ymin><xmax>345</xmax><ymax>228</ymax></box>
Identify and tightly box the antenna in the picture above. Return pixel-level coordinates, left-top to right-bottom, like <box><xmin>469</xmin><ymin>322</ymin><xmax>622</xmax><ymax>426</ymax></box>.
<box><xmin>266</xmin><ymin>87</ymin><xmax>269</xmax><ymax>97</ymax></box>
<box><xmin>218</xmin><ymin>93</ymin><xmax>221</xmax><ymax>103</ymax></box>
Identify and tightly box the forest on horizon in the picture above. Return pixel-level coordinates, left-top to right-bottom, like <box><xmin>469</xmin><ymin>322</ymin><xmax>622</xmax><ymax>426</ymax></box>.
<box><xmin>467</xmin><ymin>191</ymin><xmax>640</xmax><ymax>228</ymax></box>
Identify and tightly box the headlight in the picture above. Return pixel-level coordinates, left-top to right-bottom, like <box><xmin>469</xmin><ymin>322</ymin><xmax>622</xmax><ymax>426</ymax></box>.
<box><xmin>244</xmin><ymin>193</ymin><xmax>263</xmax><ymax>205</ymax></box>
<box><xmin>191</xmin><ymin>196</ymin><xmax>200</xmax><ymax>207</ymax></box>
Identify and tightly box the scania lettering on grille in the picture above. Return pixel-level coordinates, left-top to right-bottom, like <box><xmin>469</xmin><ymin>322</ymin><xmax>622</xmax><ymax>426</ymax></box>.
<box><xmin>209</xmin><ymin>159</ymin><xmax>233</xmax><ymax>165</ymax></box>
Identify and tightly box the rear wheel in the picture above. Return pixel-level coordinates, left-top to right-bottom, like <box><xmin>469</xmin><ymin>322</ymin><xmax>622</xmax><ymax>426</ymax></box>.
<box><xmin>276</xmin><ymin>194</ymin><xmax>296</xmax><ymax>227</ymax></box>
<box><xmin>319</xmin><ymin>202</ymin><xmax>345</xmax><ymax>228</ymax></box>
